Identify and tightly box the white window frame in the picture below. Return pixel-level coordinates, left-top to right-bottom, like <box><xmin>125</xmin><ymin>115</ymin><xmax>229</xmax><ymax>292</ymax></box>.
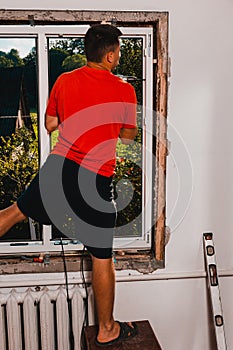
<box><xmin>0</xmin><ymin>25</ymin><xmax>153</xmax><ymax>254</ymax></box>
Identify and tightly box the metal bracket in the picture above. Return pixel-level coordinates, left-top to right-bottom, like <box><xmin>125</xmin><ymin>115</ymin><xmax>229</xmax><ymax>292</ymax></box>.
<box><xmin>28</xmin><ymin>15</ymin><xmax>35</xmax><ymax>27</ymax></box>
<box><xmin>101</xmin><ymin>17</ymin><xmax>118</xmax><ymax>26</ymax></box>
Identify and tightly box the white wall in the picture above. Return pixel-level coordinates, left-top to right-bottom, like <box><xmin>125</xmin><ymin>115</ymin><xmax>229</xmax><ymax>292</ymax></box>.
<box><xmin>1</xmin><ymin>1</ymin><xmax>233</xmax><ymax>349</ymax></box>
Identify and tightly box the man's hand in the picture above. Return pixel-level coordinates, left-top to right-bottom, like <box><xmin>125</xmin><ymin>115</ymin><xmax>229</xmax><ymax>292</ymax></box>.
<box><xmin>119</xmin><ymin>127</ymin><xmax>138</xmax><ymax>145</ymax></box>
<box><xmin>45</xmin><ymin>114</ymin><xmax>59</xmax><ymax>134</ymax></box>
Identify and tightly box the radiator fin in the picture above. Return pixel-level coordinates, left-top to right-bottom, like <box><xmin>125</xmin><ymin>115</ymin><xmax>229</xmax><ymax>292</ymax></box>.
<box><xmin>23</xmin><ymin>289</ymin><xmax>39</xmax><ymax>350</ymax></box>
<box><xmin>40</xmin><ymin>289</ymin><xmax>55</xmax><ymax>349</ymax></box>
<box><xmin>0</xmin><ymin>284</ymin><xmax>89</xmax><ymax>350</ymax></box>
<box><xmin>72</xmin><ymin>285</ymin><xmax>85</xmax><ymax>348</ymax></box>
<box><xmin>56</xmin><ymin>287</ymin><xmax>70</xmax><ymax>350</ymax></box>
<box><xmin>0</xmin><ymin>304</ymin><xmax>6</xmax><ymax>350</ymax></box>
<box><xmin>7</xmin><ymin>290</ymin><xmax>22</xmax><ymax>350</ymax></box>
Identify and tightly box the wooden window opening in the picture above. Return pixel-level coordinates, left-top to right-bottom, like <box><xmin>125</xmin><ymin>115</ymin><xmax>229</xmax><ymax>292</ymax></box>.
<box><xmin>0</xmin><ymin>10</ymin><xmax>168</xmax><ymax>273</ymax></box>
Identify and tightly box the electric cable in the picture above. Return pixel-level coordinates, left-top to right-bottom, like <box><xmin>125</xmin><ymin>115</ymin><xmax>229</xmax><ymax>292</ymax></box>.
<box><xmin>81</xmin><ymin>246</ymin><xmax>89</xmax><ymax>327</ymax></box>
<box><xmin>80</xmin><ymin>246</ymin><xmax>89</xmax><ymax>350</ymax></box>
<box><xmin>61</xmin><ymin>238</ymin><xmax>75</xmax><ymax>349</ymax></box>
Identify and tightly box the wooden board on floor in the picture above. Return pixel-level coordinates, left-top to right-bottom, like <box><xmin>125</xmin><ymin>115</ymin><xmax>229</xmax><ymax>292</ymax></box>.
<box><xmin>84</xmin><ymin>320</ymin><xmax>162</xmax><ymax>350</ymax></box>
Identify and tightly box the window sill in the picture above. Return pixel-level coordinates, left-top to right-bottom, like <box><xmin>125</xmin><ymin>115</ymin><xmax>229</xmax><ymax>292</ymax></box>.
<box><xmin>0</xmin><ymin>250</ymin><xmax>163</xmax><ymax>276</ymax></box>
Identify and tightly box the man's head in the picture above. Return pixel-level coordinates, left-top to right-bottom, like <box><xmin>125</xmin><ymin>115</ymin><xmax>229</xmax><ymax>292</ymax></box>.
<box><xmin>84</xmin><ymin>24</ymin><xmax>122</xmax><ymax>69</ymax></box>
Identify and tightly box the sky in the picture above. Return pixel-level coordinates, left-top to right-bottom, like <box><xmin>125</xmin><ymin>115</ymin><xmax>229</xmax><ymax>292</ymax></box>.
<box><xmin>0</xmin><ymin>38</ymin><xmax>35</xmax><ymax>57</ymax></box>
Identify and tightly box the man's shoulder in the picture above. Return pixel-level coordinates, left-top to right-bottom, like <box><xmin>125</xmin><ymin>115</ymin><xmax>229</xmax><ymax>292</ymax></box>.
<box><xmin>111</xmin><ymin>74</ymin><xmax>134</xmax><ymax>91</ymax></box>
<box><xmin>60</xmin><ymin>66</ymin><xmax>85</xmax><ymax>79</ymax></box>
<box><xmin>111</xmin><ymin>74</ymin><xmax>127</xmax><ymax>84</ymax></box>
<box><xmin>111</xmin><ymin>76</ymin><xmax>137</xmax><ymax>102</ymax></box>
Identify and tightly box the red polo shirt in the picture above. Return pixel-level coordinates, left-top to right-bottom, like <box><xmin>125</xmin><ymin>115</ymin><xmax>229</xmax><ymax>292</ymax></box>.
<box><xmin>46</xmin><ymin>65</ymin><xmax>137</xmax><ymax>177</ymax></box>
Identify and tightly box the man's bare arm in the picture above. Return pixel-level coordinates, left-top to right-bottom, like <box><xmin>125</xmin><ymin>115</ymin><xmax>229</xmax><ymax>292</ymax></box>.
<box><xmin>119</xmin><ymin>127</ymin><xmax>138</xmax><ymax>145</ymax></box>
<box><xmin>45</xmin><ymin>114</ymin><xmax>59</xmax><ymax>134</ymax></box>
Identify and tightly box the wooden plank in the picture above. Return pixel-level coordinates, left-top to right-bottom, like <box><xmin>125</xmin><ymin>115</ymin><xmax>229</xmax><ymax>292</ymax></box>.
<box><xmin>153</xmin><ymin>13</ymin><xmax>168</xmax><ymax>264</ymax></box>
<box><xmin>84</xmin><ymin>320</ymin><xmax>162</xmax><ymax>350</ymax></box>
<box><xmin>0</xmin><ymin>10</ymin><xmax>167</xmax><ymax>24</ymax></box>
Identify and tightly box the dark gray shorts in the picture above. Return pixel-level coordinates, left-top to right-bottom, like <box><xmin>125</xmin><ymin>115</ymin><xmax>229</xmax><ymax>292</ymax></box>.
<box><xmin>17</xmin><ymin>154</ymin><xmax>116</xmax><ymax>259</ymax></box>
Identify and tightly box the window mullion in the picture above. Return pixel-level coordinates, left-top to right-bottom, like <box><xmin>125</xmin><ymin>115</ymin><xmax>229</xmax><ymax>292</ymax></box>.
<box><xmin>38</xmin><ymin>31</ymin><xmax>50</xmax><ymax>166</ymax></box>
<box><xmin>38</xmin><ymin>31</ymin><xmax>52</xmax><ymax>245</ymax></box>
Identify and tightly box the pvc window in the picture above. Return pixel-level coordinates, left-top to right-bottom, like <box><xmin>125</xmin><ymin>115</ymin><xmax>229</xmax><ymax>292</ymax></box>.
<box><xmin>0</xmin><ymin>25</ymin><xmax>153</xmax><ymax>255</ymax></box>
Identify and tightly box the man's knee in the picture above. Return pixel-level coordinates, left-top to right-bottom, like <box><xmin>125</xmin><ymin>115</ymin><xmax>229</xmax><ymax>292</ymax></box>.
<box><xmin>86</xmin><ymin>246</ymin><xmax>113</xmax><ymax>259</ymax></box>
<box><xmin>13</xmin><ymin>202</ymin><xmax>27</xmax><ymax>220</ymax></box>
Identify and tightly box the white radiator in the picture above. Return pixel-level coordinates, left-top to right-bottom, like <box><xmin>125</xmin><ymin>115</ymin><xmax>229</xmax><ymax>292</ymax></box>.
<box><xmin>0</xmin><ymin>284</ymin><xmax>94</xmax><ymax>350</ymax></box>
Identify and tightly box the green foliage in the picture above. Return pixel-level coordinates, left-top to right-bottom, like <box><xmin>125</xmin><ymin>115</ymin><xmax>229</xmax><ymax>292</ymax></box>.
<box><xmin>0</xmin><ymin>115</ymin><xmax>39</xmax><ymax>240</ymax></box>
<box><xmin>118</xmin><ymin>39</ymin><xmax>142</xmax><ymax>77</ymax></box>
<box><xmin>0</xmin><ymin>56</ymin><xmax>14</xmax><ymax>68</ymax></box>
<box><xmin>62</xmin><ymin>54</ymin><xmax>86</xmax><ymax>71</ymax></box>
<box><xmin>114</xmin><ymin>154</ymin><xmax>142</xmax><ymax>236</ymax></box>
<box><xmin>49</xmin><ymin>47</ymin><xmax>69</xmax><ymax>62</ymax></box>
<box><xmin>0</xmin><ymin>118</ymin><xmax>39</xmax><ymax>207</ymax></box>
<box><xmin>48</xmin><ymin>48</ymin><xmax>69</xmax><ymax>90</ymax></box>
<box><xmin>0</xmin><ymin>48</ymin><xmax>24</xmax><ymax>68</ymax></box>
<box><xmin>51</xmin><ymin>129</ymin><xmax>59</xmax><ymax>149</ymax></box>
<box><xmin>116</xmin><ymin>38</ymin><xmax>143</xmax><ymax>104</ymax></box>
<box><xmin>50</xmin><ymin>38</ymin><xmax>85</xmax><ymax>55</ymax></box>
<box><xmin>23</xmin><ymin>47</ymin><xmax>37</xmax><ymax>66</ymax></box>
<box><xmin>114</xmin><ymin>138</ymin><xmax>142</xmax><ymax>235</ymax></box>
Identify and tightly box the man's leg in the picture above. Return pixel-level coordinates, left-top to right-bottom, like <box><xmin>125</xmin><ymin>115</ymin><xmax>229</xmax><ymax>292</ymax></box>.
<box><xmin>0</xmin><ymin>203</ymin><xmax>26</xmax><ymax>237</ymax></box>
<box><xmin>91</xmin><ymin>255</ymin><xmax>120</xmax><ymax>343</ymax></box>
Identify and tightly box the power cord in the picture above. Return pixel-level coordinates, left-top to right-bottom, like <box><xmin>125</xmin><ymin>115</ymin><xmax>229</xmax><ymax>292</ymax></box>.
<box><xmin>60</xmin><ymin>239</ymin><xmax>89</xmax><ymax>350</ymax></box>
<box><xmin>81</xmin><ymin>246</ymin><xmax>89</xmax><ymax>327</ymax></box>
<box><xmin>61</xmin><ymin>238</ymin><xmax>75</xmax><ymax>349</ymax></box>
<box><xmin>80</xmin><ymin>246</ymin><xmax>89</xmax><ymax>350</ymax></box>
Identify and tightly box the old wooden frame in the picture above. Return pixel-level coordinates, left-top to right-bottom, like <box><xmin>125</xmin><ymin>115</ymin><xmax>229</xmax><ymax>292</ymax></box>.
<box><xmin>0</xmin><ymin>10</ymin><xmax>168</xmax><ymax>272</ymax></box>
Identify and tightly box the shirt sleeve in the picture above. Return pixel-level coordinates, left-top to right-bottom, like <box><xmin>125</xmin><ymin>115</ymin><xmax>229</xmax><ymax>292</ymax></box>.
<box><xmin>122</xmin><ymin>84</ymin><xmax>137</xmax><ymax>129</ymax></box>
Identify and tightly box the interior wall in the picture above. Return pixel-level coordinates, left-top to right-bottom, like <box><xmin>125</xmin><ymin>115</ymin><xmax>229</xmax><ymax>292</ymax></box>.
<box><xmin>1</xmin><ymin>1</ymin><xmax>233</xmax><ymax>349</ymax></box>
<box><xmin>114</xmin><ymin>278</ymin><xmax>213</xmax><ymax>350</ymax></box>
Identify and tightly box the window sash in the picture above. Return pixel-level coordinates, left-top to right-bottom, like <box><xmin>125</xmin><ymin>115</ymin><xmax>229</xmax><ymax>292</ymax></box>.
<box><xmin>0</xmin><ymin>25</ymin><xmax>153</xmax><ymax>254</ymax></box>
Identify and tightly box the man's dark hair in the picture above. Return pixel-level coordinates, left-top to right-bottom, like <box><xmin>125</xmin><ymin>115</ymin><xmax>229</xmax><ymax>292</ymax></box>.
<box><xmin>84</xmin><ymin>24</ymin><xmax>122</xmax><ymax>63</ymax></box>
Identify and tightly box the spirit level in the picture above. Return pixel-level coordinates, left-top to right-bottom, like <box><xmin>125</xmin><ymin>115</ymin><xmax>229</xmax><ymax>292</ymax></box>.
<box><xmin>203</xmin><ymin>232</ymin><xmax>227</xmax><ymax>350</ymax></box>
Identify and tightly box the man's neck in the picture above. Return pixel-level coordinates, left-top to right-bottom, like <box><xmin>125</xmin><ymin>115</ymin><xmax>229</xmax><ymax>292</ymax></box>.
<box><xmin>87</xmin><ymin>61</ymin><xmax>111</xmax><ymax>72</ymax></box>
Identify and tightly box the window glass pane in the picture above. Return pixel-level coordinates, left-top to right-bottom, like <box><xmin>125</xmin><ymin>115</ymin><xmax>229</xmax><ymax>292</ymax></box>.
<box><xmin>114</xmin><ymin>38</ymin><xmax>143</xmax><ymax>237</ymax></box>
<box><xmin>48</xmin><ymin>38</ymin><xmax>86</xmax><ymax>150</ymax></box>
<box><xmin>48</xmin><ymin>37</ymin><xmax>86</xmax><ymax>239</ymax></box>
<box><xmin>0</xmin><ymin>38</ymin><xmax>40</xmax><ymax>241</ymax></box>
<box><xmin>47</xmin><ymin>36</ymin><xmax>143</xmax><ymax>239</ymax></box>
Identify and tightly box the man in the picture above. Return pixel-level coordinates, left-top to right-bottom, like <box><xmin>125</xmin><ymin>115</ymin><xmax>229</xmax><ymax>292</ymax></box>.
<box><xmin>0</xmin><ymin>24</ymin><xmax>138</xmax><ymax>346</ymax></box>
